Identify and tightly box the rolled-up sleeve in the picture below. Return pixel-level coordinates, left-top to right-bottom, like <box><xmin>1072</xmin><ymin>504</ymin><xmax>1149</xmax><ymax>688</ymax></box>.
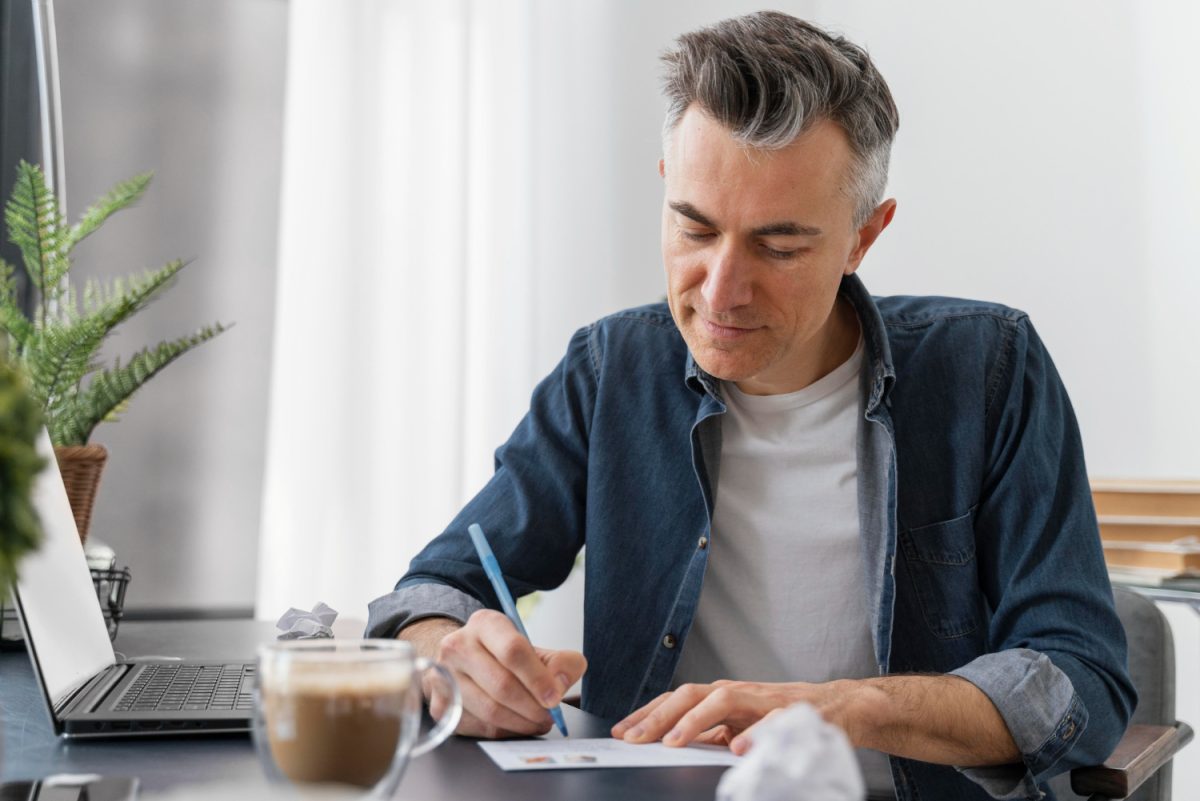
<box><xmin>963</xmin><ymin>315</ymin><xmax>1136</xmax><ymax>799</ymax></box>
<box><xmin>364</xmin><ymin>582</ymin><xmax>486</xmax><ymax>639</ymax></box>
<box><xmin>950</xmin><ymin>649</ymin><xmax>1087</xmax><ymax>799</ymax></box>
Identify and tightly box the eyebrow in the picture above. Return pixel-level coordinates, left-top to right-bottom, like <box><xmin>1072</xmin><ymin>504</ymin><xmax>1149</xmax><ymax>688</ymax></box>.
<box><xmin>669</xmin><ymin>201</ymin><xmax>823</xmax><ymax>237</ymax></box>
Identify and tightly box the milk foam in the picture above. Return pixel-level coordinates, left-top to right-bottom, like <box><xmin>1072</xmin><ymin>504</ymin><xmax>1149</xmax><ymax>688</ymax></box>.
<box><xmin>261</xmin><ymin>663</ymin><xmax>412</xmax><ymax>695</ymax></box>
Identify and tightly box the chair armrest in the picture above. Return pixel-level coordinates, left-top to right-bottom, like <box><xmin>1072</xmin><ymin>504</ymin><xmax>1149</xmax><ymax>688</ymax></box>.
<box><xmin>1070</xmin><ymin>722</ymin><xmax>1194</xmax><ymax>799</ymax></box>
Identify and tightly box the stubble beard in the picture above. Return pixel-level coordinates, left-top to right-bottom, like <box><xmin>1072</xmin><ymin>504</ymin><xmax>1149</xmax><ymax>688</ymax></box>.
<box><xmin>682</xmin><ymin>308</ymin><xmax>777</xmax><ymax>383</ymax></box>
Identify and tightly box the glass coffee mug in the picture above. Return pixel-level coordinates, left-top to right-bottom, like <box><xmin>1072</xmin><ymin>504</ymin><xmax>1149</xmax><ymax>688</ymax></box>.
<box><xmin>253</xmin><ymin>639</ymin><xmax>462</xmax><ymax>799</ymax></box>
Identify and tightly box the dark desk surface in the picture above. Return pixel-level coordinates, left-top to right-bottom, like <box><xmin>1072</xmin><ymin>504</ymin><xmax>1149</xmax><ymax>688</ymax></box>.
<box><xmin>0</xmin><ymin>620</ymin><xmax>731</xmax><ymax>799</ymax></box>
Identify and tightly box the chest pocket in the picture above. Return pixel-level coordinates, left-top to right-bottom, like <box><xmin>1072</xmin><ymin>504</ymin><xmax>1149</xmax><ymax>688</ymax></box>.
<box><xmin>897</xmin><ymin>509</ymin><xmax>987</xmax><ymax>639</ymax></box>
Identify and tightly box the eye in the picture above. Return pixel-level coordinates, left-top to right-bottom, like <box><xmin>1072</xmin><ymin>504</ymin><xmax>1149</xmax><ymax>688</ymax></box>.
<box><xmin>761</xmin><ymin>244</ymin><xmax>799</xmax><ymax>260</ymax></box>
<box><xmin>681</xmin><ymin>230</ymin><xmax>715</xmax><ymax>242</ymax></box>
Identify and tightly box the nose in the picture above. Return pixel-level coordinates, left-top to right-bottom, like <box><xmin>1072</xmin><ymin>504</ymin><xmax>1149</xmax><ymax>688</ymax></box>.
<box><xmin>700</xmin><ymin>243</ymin><xmax>752</xmax><ymax>314</ymax></box>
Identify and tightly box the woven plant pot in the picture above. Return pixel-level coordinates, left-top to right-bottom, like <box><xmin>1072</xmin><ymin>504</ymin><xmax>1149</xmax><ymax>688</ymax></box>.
<box><xmin>53</xmin><ymin>445</ymin><xmax>108</xmax><ymax>544</ymax></box>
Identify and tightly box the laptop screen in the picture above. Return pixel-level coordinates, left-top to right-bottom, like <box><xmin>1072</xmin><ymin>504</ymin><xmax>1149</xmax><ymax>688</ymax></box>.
<box><xmin>14</xmin><ymin>429</ymin><xmax>116</xmax><ymax>710</ymax></box>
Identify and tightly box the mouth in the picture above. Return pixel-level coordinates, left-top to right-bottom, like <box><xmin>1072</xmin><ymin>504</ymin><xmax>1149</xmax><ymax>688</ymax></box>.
<box><xmin>698</xmin><ymin>316</ymin><xmax>760</xmax><ymax>341</ymax></box>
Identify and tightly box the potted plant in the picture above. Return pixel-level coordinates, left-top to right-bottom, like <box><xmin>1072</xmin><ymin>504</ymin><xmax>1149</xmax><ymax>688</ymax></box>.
<box><xmin>0</xmin><ymin>160</ymin><xmax>227</xmax><ymax>542</ymax></box>
<box><xmin>0</xmin><ymin>353</ymin><xmax>43</xmax><ymax>771</ymax></box>
<box><xmin>0</xmin><ymin>354</ymin><xmax>44</xmax><ymax>595</ymax></box>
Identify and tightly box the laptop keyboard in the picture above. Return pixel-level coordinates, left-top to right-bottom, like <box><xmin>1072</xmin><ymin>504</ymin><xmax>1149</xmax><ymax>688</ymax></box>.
<box><xmin>113</xmin><ymin>663</ymin><xmax>255</xmax><ymax>713</ymax></box>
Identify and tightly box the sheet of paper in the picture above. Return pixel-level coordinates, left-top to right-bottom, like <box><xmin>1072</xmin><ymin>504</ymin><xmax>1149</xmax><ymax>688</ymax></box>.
<box><xmin>478</xmin><ymin>738</ymin><xmax>742</xmax><ymax>771</ymax></box>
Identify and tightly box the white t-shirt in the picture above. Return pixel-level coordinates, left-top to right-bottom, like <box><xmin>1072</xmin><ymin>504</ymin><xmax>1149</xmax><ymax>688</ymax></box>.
<box><xmin>672</xmin><ymin>335</ymin><xmax>894</xmax><ymax>795</ymax></box>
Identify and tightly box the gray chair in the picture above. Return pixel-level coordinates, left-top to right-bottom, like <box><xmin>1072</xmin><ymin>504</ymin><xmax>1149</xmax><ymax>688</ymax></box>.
<box><xmin>1049</xmin><ymin>587</ymin><xmax>1193</xmax><ymax>801</ymax></box>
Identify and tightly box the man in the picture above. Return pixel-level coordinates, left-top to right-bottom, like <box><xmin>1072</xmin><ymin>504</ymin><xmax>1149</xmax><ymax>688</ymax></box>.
<box><xmin>366</xmin><ymin>12</ymin><xmax>1134</xmax><ymax>800</ymax></box>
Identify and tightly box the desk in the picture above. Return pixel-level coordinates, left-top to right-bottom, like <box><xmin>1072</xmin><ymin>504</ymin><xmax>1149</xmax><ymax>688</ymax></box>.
<box><xmin>0</xmin><ymin>620</ymin><xmax>731</xmax><ymax>799</ymax></box>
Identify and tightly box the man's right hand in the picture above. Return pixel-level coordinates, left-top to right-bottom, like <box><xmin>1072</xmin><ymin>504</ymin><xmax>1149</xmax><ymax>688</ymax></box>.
<box><xmin>398</xmin><ymin>609</ymin><xmax>587</xmax><ymax>739</ymax></box>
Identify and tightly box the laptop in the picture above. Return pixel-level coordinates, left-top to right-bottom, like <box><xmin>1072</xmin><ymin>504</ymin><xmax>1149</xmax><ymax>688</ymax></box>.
<box><xmin>11</xmin><ymin>429</ymin><xmax>255</xmax><ymax>737</ymax></box>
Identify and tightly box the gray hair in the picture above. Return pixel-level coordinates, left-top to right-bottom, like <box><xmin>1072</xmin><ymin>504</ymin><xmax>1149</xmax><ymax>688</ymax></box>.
<box><xmin>661</xmin><ymin>11</ymin><xmax>899</xmax><ymax>227</ymax></box>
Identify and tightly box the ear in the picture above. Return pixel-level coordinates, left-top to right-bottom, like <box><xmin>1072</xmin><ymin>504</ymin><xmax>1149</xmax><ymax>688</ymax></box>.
<box><xmin>658</xmin><ymin>158</ymin><xmax>666</xmax><ymax>179</ymax></box>
<box><xmin>845</xmin><ymin>199</ymin><xmax>897</xmax><ymax>275</ymax></box>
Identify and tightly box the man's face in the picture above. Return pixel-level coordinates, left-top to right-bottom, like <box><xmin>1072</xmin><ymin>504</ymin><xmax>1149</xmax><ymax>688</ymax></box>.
<box><xmin>661</xmin><ymin>107</ymin><xmax>893</xmax><ymax>395</ymax></box>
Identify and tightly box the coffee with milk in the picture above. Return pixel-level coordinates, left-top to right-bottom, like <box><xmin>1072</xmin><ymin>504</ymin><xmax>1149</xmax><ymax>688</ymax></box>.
<box><xmin>254</xmin><ymin>639</ymin><xmax>461</xmax><ymax>797</ymax></box>
<box><xmin>260</xmin><ymin>664</ymin><xmax>413</xmax><ymax>788</ymax></box>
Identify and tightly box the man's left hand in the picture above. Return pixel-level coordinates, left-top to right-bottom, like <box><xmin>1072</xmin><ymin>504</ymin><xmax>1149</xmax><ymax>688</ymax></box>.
<box><xmin>610</xmin><ymin>679</ymin><xmax>863</xmax><ymax>755</ymax></box>
<box><xmin>611</xmin><ymin>674</ymin><xmax>1023</xmax><ymax>768</ymax></box>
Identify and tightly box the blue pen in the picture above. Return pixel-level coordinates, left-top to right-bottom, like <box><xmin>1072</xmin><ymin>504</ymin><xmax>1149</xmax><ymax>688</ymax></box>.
<box><xmin>467</xmin><ymin>523</ymin><xmax>569</xmax><ymax>737</ymax></box>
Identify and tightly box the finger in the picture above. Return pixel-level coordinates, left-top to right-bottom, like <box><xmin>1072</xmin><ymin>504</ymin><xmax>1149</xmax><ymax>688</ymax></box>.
<box><xmin>660</xmin><ymin>686</ymin><xmax>743</xmax><ymax>746</ymax></box>
<box><xmin>463</xmin><ymin>635</ymin><xmax>557</xmax><ymax>727</ymax></box>
<box><xmin>538</xmin><ymin>648</ymin><xmax>587</xmax><ymax>697</ymax></box>
<box><xmin>666</xmin><ymin>686</ymin><xmax>782</xmax><ymax>747</ymax></box>
<box><xmin>692</xmin><ymin>724</ymin><xmax>735</xmax><ymax>748</ymax></box>
<box><xmin>729</xmin><ymin>707</ymin><xmax>783</xmax><ymax>755</ymax></box>
<box><xmin>454</xmin><ymin>708</ymin><xmax>536</xmax><ymax>740</ymax></box>
<box><xmin>454</xmin><ymin>671</ymin><xmax>553</xmax><ymax>738</ymax></box>
<box><xmin>430</xmin><ymin>671</ymin><xmax>524</xmax><ymax>739</ymax></box>
<box><xmin>611</xmin><ymin>692</ymin><xmax>672</xmax><ymax>738</ymax></box>
<box><xmin>440</xmin><ymin>621</ymin><xmax>555</xmax><ymax>728</ymax></box>
<box><xmin>623</xmin><ymin>683</ymin><xmax>712</xmax><ymax>744</ymax></box>
<box><xmin>475</xmin><ymin>611</ymin><xmax>564</xmax><ymax>708</ymax></box>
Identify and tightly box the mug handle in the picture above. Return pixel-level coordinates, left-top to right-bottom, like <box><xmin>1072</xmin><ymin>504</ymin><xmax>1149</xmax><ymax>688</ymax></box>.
<box><xmin>412</xmin><ymin>657</ymin><xmax>463</xmax><ymax>756</ymax></box>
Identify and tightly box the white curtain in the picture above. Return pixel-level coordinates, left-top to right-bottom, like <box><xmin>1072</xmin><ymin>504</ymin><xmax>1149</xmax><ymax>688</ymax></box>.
<box><xmin>256</xmin><ymin>0</ymin><xmax>626</xmax><ymax>621</ymax></box>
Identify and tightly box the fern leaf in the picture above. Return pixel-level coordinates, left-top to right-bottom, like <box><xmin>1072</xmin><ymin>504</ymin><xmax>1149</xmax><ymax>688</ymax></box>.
<box><xmin>24</xmin><ymin>323</ymin><xmax>104</xmax><ymax>411</ymax></box>
<box><xmin>89</xmin><ymin>260</ymin><xmax>187</xmax><ymax>324</ymax></box>
<box><xmin>52</xmin><ymin>323</ymin><xmax>229</xmax><ymax>445</ymax></box>
<box><xmin>4</xmin><ymin>161</ymin><xmax>70</xmax><ymax>301</ymax></box>
<box><xmin>23</xmin><ymin>260</ymin><xmax>190</xmax><ymax>415</ymax></box>
<box><xmin>0</xmin><ymin>259</ymin><xmax>33</xmax><ymax>348</ymax></box>
<box><xmin>102</xmin><ymin>398</ymin><xmax>131</xmax><ymax>423</ymax></box>
<box><xmin>67</xmin><ymin>172</ymin><xmax>152</xmax><ymax>250</ymax></box>
<box><xmin>4</xmin><ymin>164</ymin><xmax>231</xmax><ymax>446</ymax></box>
<box><xmin>0</xmin><ymin>258</ymin><xmax>18</xmax><ymax>302</ymax></box>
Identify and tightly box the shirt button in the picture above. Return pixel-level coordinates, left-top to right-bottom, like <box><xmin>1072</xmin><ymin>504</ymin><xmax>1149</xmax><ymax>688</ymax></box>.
<box><xmin>1063</xmin><ymin>720</ymin><xmax>1075</xmax><ymax>739</ymax></box>
<box><xmin>698</xmin><ymin>536</ymin><xmax>708</xmax><ymax>550</ymax></box>
<box><xmin>662</xmin><ymin>634</ymin><xmax>677</xmax><ymax>649</ymax></box>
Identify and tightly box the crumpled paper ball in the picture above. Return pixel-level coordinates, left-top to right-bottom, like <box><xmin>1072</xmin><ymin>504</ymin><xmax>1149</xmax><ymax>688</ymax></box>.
<box><xmin>275</xmin><ymin>602</ymin><xmax>338</xmax><ymax>639</ymax></box>
<box><xmin>716</xmin><ymin>702</ymin><xmax>865</xmax><ymax>801</ymax></box>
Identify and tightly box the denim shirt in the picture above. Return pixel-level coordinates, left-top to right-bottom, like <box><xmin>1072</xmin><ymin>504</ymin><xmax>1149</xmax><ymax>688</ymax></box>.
<box><xmin>366</xmin><ymin>274</ymin><xmax>1135</xmax><ymax>801</ymax></box>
